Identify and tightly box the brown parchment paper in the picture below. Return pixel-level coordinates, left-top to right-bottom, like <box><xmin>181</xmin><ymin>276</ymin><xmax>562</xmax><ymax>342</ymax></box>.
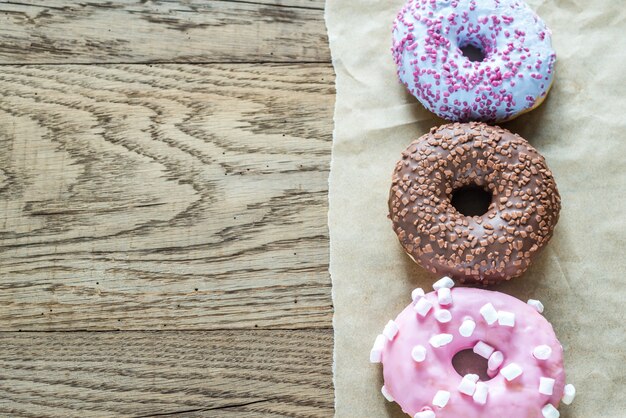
<box><xmin>326</xmin><ymin>0</ymin><xmax>626</xmax><ymax>416</ymax></box>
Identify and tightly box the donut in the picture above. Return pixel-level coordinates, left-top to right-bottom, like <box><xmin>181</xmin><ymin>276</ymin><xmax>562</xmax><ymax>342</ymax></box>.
<box><xmin>369</xmin><ymin>280</ymin><xmax>576</xmax><ymax>418</ymax></box>
<box><xmin>392</xmin><ymin>0</ymin><xmax>556</xmax><ymax>122</ymax></box>
<box><xmin>388</xmin><ymin>122</ymin><xmax>560</xmax><ymax>285</ymax></box>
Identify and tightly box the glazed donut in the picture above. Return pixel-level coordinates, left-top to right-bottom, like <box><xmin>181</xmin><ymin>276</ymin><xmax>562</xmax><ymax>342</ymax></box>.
<box><xmin>392</xmin><ymin>0</ymin><xmax>556</xmax><ymax>122</ymax></box>
<box><xmin>388</xmin><ymin>122</ymin><xmax>560</xmax><ymax>285</ymax></box>
<box><xmin>370</xmin><ymin>280</ymin><xmax>576</xmax><ymax>418</ymax></box>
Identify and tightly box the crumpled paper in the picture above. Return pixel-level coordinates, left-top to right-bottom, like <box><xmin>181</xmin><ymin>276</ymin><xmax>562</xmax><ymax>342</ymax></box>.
<box><xmin>325</xmin><ymin>0</ymin><xmax>626</xmax><ymax>416</ymax></box>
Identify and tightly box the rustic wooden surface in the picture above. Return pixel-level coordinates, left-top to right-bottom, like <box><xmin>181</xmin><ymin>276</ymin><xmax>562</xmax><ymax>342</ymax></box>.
<box><xmin>0</xmin><ymin>1</ymin><xmax>334</xmax><ymax>416</ymax></box>
<box><xmin>0</xmin><ymin>330</ymin><xmax>333</xmax><ymax>417</ymax></box>
<box><xmin>0</xmin><ymin>0</ymin><xmax>329</xmax><ymax>64</ymax></box>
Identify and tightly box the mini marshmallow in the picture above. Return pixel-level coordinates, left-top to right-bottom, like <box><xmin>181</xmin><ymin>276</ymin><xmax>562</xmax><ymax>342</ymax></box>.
<box><xmin>562</xmin><ymin>384</ymin><xmax>576</xmax><ymax>405</ymax></box>
<box><xmin>414</xmin><ymin>297</ymin><xmax>434</xmax><ymax>317</ymax></box>
<box><xmin>473</xmin><ymin>341</ymin><xmax>495</xmax><ymax>359</ymax></box>
<box><xmin>480</xmin><ymin>303</ymin><xmax>498</xmax><ymax>325</ymax></box>
<box><xmin>437</xmin><ymin>288</ymin><xmax>452</xmax><ymax>306</ymax></box>
<box><xmin>464</xmin><ymin>374</ymin><xmax>479</xmax><ymax>383</ymax></box>
<box><xmin>369</xmin><ymin>334</ymin><xmax>386</xmax><ymax>363</ymax></box>
<box><xmin>432</xmin><ymin>390</ymin><xmax>450</xmax><ymax>408</ymax></box>
<box><xmin>539</xmin><ymin>377</ymin><xmax>556</xmax><ymax>395</ymax></box>
<box><xmin>458</xmin><ymin>374</ymin><xmax>478</xmax><ymax>396</ymax></box>
<box><xmin>414</xmin><ymin>411</ymin><xmax>435</xmax><ymax>418</ymax></box>
<box><xmin>412</xmin><ymin>287</ymin><xmax>425</xmax><ymax>301</ymax></box>
<box><xmin>429</xmin><ymin>333</ymin><xmax>453</xmax><ymax>348</ymax></box>
<box><xmin>411</xmin><ymin>345</ymin><xmax>427</xmax><ymax>362</ymax></box>
<box><xmin>433</xmin><ymin>276</ymin><xmax>455</xmax><ymax>290</ymax></box>
<box><xmin>434</xmin><ymin>309</ymin><xmax>452</xmax><ymax>323</ymax></box>
<box><xmin>533</xmin><ymin>345</ymin><xmax>552</xmax><ymax>360</ymax></box>
<box><xmin>488</xmin><ymin>351</ymin><xmax>504</xmax><ymax>371</ymax></box>
<box><xmin>459</xmin><ymin>318</ymin><xmax>476</xmax><ymax>337</ymax></box>
<box><xmin>500</xmin><ymin>363</ymin><xmax>523</xmax><ymax>381</ymax></box>
<box><xmin>472</xmin><ymin>381</ymin><xmax>489</xmax><ymax>405</ymax></box>
<box><xmin>541</xmin><ymin>403</ymin><xmax>560</xmax><ymax>418</ymax></box>
<box><xmin>381</xmin><ymin>385</ymin><xmax>394</xmax><ymax>402</ymax></box>
<box><xmin>527</xmin><ymin>299</ymin><xmax>545</xmax><ymax>313</ymax></box>
<box><xmin>383</xmin><ymin>320</ymin><xmax>399</xmax><ymax>341</ymax></box>
<box><xmin>497</xmin><ymin>311</ymin><xmax>515</xmax><ymax>327</ymax></box>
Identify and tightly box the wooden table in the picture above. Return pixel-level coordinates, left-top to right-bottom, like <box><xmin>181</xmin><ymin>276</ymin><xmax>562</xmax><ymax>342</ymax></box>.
<box><xmin>0</xmin><ymin>1</ymin><xmax>334</xmax><ymax>416</ymax></box>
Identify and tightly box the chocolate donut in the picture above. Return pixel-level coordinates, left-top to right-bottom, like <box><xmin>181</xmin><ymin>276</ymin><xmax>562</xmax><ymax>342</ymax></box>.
<box><xmin>388</xmin><ymin>122</ymin><xmax>560</xmax><ymax>284</ymax></box>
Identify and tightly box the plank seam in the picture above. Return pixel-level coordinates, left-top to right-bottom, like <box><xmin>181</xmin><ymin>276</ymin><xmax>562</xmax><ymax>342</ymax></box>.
<box><xmin>0</xmin><ymin>60</ymin><xmax>332</xmax><ymax>67</ymax></box>
<box><xmin>211</xmin><ymin>0</ymin><xmax>324</xmax><ymax>11</ymax></box>
<box><xmin>2</xmin><ymin>0</ymin><xmax>324</xmax><ymax>11</ymax></box>
<box><xmin>0</xmin><ymin>327</ymin><xmax>334</xmax><ymax>334</ymax></box>
<box><xmin>132</xmin><ymin>399</ymin><xmax>274</xmax><ymax>418</ymax></box>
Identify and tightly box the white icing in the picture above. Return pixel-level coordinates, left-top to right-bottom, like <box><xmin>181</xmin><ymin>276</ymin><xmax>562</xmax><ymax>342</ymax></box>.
<box><xmin>393</xmin><ymin>0</ymin><xmax>556</xmax><ymax>122</ymax></box>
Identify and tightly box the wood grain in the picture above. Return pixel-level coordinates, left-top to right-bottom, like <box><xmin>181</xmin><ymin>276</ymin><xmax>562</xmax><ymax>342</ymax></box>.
<box><xmin>0</xmin><ymin>63</ymin><xmax>334</xmax><ymax>331</ymax></box>
<box><xmin>0</xmin><ymin>0</ymin><xmax>329</xmax><ymax>64</ymax></box>
<box><xmin>0</xmin><ymin>329</ymin><xmax>333</xmax><ymax>417</ymax></box>
<box><xmin>0</xmin><ymin>2</ymin><xmax>336</xmax><ymax>415</ymax></box>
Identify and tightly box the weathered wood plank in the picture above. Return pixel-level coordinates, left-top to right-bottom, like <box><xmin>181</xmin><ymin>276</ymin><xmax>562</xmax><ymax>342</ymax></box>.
<box><xmin>0</xmin><ymin>0</ymin><xmax>329</xmax><ymax>64</ymax></box>
<box><xmin>0</xmin><ymin>329</ymin><xmax>334</xmax><ymax>417</ymax></box>
<box><xmin>0</xmin><ymin>63</ymin><xmax>334</xmax><ymax>330</ymax></box>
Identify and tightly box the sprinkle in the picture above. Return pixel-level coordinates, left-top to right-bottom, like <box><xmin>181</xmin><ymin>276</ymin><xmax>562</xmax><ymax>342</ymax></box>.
<box><xmin>429</xmin><ymin>333</ymin><xmax>453</xmax><ymax>348</ymax></box>
<box><xmin>412</xmin><ymin>345</ymin><xmax>427</xmax><ymax>362</ymax></box>
<box><xmin>381</xmin><ymin>385</ymin><xmax>394</xmax><ymax>402</ymax></box>
<box><xmin>414</xmin><ymin>411</ymin><xmax>435</xmax><ymax>418</ymax></box>
<box><xmin>458</xmin><ymin>374</ymin><xmax>478</xmax><ymax>396</ymax></box>
<box><xmin>437</xmin><ymin>288</ymin><xmax>453</xmax><ymax>305</ymax></box>
<box><xmin>533</xmin><ymin>345</ymin><xmax>552</xmax><ymax>360</ymax></box>
<box><xmin>480</xmin><ymin>303</ymin><xmax>498</xmax><ymax>325</ymax></box>
<box><xmin>562</xmin><ymin>384</ymin><xmax>576</xmax><ymax>405</ymax></box>
<box><xmin>369</xmin><ymin>334</ymin><xmax>386</xmax><ymax>363</ymax></box>
<box><xmin>432</xmin><ymin>390</ymin><xmax>450</xmax><ymax>408</ymax></box>
<box><xmin>473</xmin><ymin>341</ymin><xmax>495</xmax><ymax>359</ymax></box>
<box><xmin>473</xmin><ymin>381</ymin><xmax>489</xmax><ymax>405</ymax></box>
<box><xmin>383</xmin><ymin>320</ymin><xmax>399</xmax><ymax>341</ymax></box>
<box><xmin>497</xmin><ymin>311</ymin><xmax>515</xmax><ymax>327</ymax></box>
<box><xmin>434</xmin><ymin>309</ymin><xmax>452</xmax><ymax>323</ymax></box>
<box><xmin>488</xmin><ymin>351</ymin><xmax>504</xmax><ymax>371</ymax></box>
<box><xmin>414</xmin><ymin>297</ymin><xmax>434</xmax><ymax>317</ymax></box>
<box><xmin>459</xmin><ymin>319</ymin><xmax>476</xmax><ymax>337</ymax></box>
<box><xmin>433</xmin><ymin>276</ymin><xmax>455</xmax><ymax>290</ymax></box>
<box><xmin>541</xmin><ymin>403</ymin><xmax>560</xmax><ymax>418</ymax></box>
<box><xmin>412</xmin><ymin>288</ymin><xmax>426</xmax><ymax>301</ymax></box>
<box><xmin>500</xmin><ymin>363</ymin><xmax>523</xmax><ymax>381</ymax></box>
<box><xmin>527</xmin><ymin>299</ymin><xmax>545</xmax><ymax>313</ymax></box>
<box><xmin>539</xmin><ymin>377</ymin><xmax>555</xmax><ymax>395</ymax></box>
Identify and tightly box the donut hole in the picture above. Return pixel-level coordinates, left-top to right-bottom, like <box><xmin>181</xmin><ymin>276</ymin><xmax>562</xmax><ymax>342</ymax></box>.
<box><xmin>452</xmin><ymin>349</ymin><xmax>492</xmax><ymax>381</ymax></box>
<box><xmin>459</xmin><ymin>43</ymin><xmax>486</xmax><ymax>62</ymax></box>
<box><xmin>450</xmin><ymin>185</ymin><xmax>493</xmax><ymax>216</ymax></box>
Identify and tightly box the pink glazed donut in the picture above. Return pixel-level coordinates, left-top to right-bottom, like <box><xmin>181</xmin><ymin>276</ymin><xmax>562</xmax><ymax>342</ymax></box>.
<box><xmin>370</xmin><ymin>279</ymin><xmax>576</xmax><ymax>418</ymax></box>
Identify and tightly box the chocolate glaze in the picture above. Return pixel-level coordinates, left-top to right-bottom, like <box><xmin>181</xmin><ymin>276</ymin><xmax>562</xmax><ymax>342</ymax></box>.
<box><xmin>389</xmin><ymin>122</ymin><xmax>560</xmax><ymax>285</ymax></box>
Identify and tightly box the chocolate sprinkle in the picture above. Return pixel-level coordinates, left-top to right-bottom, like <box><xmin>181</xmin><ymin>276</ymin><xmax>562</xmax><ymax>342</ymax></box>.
<box><xmin>388</xmin><ymin>122</ymin><xmax>561</xmax><ymax>285</ymax></box>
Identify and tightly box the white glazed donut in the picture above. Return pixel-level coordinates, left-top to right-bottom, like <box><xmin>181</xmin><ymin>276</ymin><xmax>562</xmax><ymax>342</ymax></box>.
<box><xmin>392</xmin><ymin>0</ymin><xmax>556</xmax><ymax>122</ymax></box>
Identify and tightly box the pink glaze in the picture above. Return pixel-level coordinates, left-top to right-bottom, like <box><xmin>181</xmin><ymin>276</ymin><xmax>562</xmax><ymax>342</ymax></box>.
<box><xmin>381</xmin><ymin>287</ymin><xmax>565</xmax><ymax>417</ymax></box>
